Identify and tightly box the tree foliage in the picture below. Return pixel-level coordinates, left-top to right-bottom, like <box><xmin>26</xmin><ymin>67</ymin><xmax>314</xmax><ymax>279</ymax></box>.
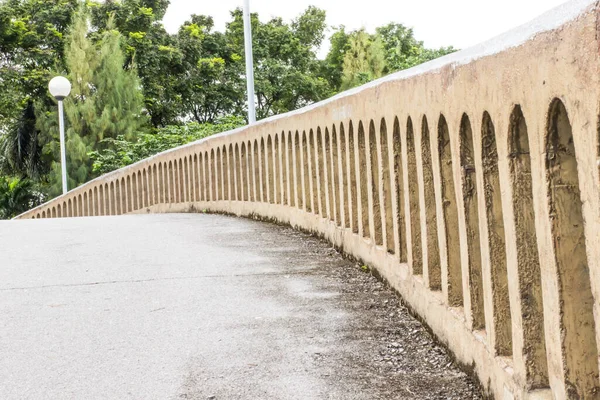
<box><xmin>0</xmin><ymin>100</ymin><xmax>46</xmax><ymax>179</ymax></box>
<box><xmin>326</xmin><ymin>23</ymin><xmax>457</xmax><ymax>91</ymax></box>
<box><xmin>89</xmin><ymin>116</ymin><xmax>244</xmax><ymax>175</ymax></box>
<box><xmin>376</xmin><ymin>23</ymin><xmax>456</xmax><ymax>73</ymax></box>
<box><xmin>226</xmin><ymin>8</ymin><xmax>331</xmax><ymax>120</ymax></box>
<box><xmin>340</xmin><ymin>30</ymin><xmax>386</xmax><ymax>90</ymax></box>
<box><xmin>175</xmin><ymin>15</ymin><xmax>244</xmax><ymax>124</ymax></box>
<box><xmin>0</xmin><ymin>176</ymin><xmax>42</xmax><ymax>218</ymax></box>
<box><xmin>37</xmin><ymin>10</ymin><xmax>147</xmax><ymax>196</ymax></box>
<box><xmin>89</xmin><ymin>0</ymin><xmax>179</xmax><ymax>127</ymax></box>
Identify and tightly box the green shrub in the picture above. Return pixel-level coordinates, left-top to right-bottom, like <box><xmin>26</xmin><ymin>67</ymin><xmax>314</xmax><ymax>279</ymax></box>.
<box><xmin>89</xmin><ymin>116</ymin><xmax>244</xmax><ymax>175</ymax></box>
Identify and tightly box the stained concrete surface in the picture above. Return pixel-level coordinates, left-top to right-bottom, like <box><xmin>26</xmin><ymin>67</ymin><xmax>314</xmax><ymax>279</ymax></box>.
<box><xmin>0</xmin><ymin>214</ymin><xmax>481</xmax><ymax>399</ymax></box>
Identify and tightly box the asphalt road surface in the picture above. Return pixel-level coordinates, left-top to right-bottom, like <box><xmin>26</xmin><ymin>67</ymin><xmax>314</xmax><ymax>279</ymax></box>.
<box><xmin>0</xmin><ymin>214</ymin><xmax>481</xmax><ymax>399</ymax></box>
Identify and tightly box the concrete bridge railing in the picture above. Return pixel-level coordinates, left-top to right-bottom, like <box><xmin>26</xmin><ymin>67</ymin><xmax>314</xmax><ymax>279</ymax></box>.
<box><xmin>18</xmin><ymin>1</ymin><xmax>600</xmax><ymax>398</ymax></box>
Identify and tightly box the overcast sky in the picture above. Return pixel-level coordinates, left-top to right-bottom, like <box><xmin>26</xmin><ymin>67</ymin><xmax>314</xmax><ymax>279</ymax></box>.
<box><xmin>162</xmin><ymin>0</ymin><xmax>567</xmax><ymax>58</ymax></box>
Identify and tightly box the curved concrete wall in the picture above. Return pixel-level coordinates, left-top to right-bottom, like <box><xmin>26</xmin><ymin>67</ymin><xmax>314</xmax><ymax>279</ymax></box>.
<box><xmin>19</xmin><ymin>1</ymin><xmax>600</xmax><ymax>398</ymax></box>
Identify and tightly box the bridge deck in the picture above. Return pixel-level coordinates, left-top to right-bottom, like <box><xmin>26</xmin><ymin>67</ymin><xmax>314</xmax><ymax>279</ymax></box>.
<box><xmin>0</xmin><ymin>214</ymin><xmax>480</xmax><ymax>399</ymax></box>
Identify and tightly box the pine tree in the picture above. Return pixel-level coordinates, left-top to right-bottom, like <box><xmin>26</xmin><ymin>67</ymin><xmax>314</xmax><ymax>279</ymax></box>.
<box><xmin>341</xmin><ymin>30</ymin><xmax>386</xmax><ymax>90</ymax></box>
<box><xmin>40</xmin><ymin>9</ymin><xmax>147</xmax><ymax>195</ymax></box>
<box><xmin>93</xmin><ymin>23</ymin><xmax>146</xmax><ymax>143</ymax></box>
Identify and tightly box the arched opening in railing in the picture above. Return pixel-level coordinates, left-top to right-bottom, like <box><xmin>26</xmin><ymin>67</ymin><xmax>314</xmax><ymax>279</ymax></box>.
<box><xmin>481</xmin><ymin>111</ymin><xmax>511</xmax><ymax>355</ymax></box>
<box><xmin>546</xmin><ymin>98</ymin><xmax>599</xmax><ymax>397</ymax></box>
<box><xmin>259</xmin><ymin>138</ymin><xmax>266</xmax><ymax>203</ymax></box>
<box><xmin>406</xmin><ymin>117</ymin><xmax>422</xmax><ymax>274</ymax></box>
<box><xmin>317</xmin><ymin>128</ymin><xmax>326</xmax><ymax>216</ymax></box>
<box><xmin>243</xmin><ymin>142</ymin><xmax>249</xmax><ymax>202</ymax></box>
<box><xmin>182</xmin><ymin>157</ymin><xmax>188</xmax><ymax>203</ymax></box>
<box><xmin>331</xmin><ymin>125</ymin><xmax>341</xmax><ymax>226</ymax></box>
<box><xmin>340</xmin><ymin>123</ymin><xmax>349</xmax><ymax>229</ymax></box>
<box><xmin>279</xmin><ymin>131</ymin><xmax>290</xmax><ymax>206</ymax></box>
<box><xmin>223</xmin><ymin>149</ymin><xmax>230</xmax><ymax>201</ymax></box>
<box><xmin>281</xmin><ymin>132</ymin><xmax>289</xmax><ymax>205</ymax></box>
<box><xmin>309</xmin><ymin>129</ymin><xmax>319</xmax><ymax>215</ymax></box>
<box><xmin>90</xmin><ymin>187</ymin><xmax>96</xmax><ymax>216</ymax></box>
<box><xmin>77</xmin><ymin>194</ymin><xmax>84</xmax><ymax>217</ymax></box>
<box><xmin>438</xmin><ymin>115</ymin><xmax>462</xmax><ymax>306</ymax></box>
<box><xmin>393</xmin><ymin>117</ymin><xmax>407</xmax><ymax>262</ymax></box>
<box><xmin>358</xmin><ymin>122</ymin><xmax>370</xmax><ymax>239</ymax></box>
<box><xmin>380</xmin><ymin>118</ymin><xmax>393</xmax><ymax>254</ymax></box>
<box><xmin>114</xmin><ymin>181</ymin><xmax>120</xmax><ymax>215</ymax></box>
<box><xmin>154</xmin><ymin>163</ymin><xmax>159</xmax><ymax>205</ymax></box>
<box><xmin>106</xmin><ymin>182</ymin><xmax>111</xmax><ymax>213</ymax></box>
<box><xmin>201</xmin><ymin>152</ymin><xmax>207</xmax><ymax>202</ymax></box>
<box><xmin>240</xmin><ymin>143</ymin><xmax>248</xmax><ymax>202</ymax></box>
<box><xmin>286</xmin><ymin>133</ymin><xmax>293</xmax><ymax>206</ymax></box>
<box><xmin>216</xmin><ymin>147</ymin><xmax>223</xmax><ymax>201</ymax></box>
<box><xmin>348</xmin><ymin>121</ymin><xmax>358</xmax><ymax>234</ymax></box>
<box><xmin>176</xmin><ymin>159</ymin><xmax>182</xmax><ymax>203</ymax></box>
<box><xmin>459</xmin><ymin>113</ymin><xmax>485</xmax><ymax>330</ymax></box>
<box><xmin>134</xmin><ymin>173</ymin><xmax>140</xmax><ymax>210</ymax></box>
<box><xmin>267</xmin><ymin>136</ymin><xmax>274</xmax><ymax>204</ymax></box>
<box><xmin>192</xmin><ymin>154</ymin><xmax>198</xmax><ymax>202</ymax></box>
<box><xmin>508</xmin><ymin>105</ymin><xmax>548</xmax><ymax>389</ymax></box>
<box><xmin>157</xmin><ymin>163</ymin><xmax>163</xmax><ymax>204</ymax></box>
<box><xmin>302</xmin><ymin>131</ymin><xmax>311</xmax><ymax>212</ymax></box>
<box><xmin>178</xmin><ymin>159</ymin><xmax>183</xmax><ymax>203</ymax></box>
<box><xmin>183</xmin><ymin>157</ymin><xmax>189</xmax><ymax>203</ymax></box>
<box><xmin>325</xmin><ymin>128</ymin><xmax>334</xmax><ymax>220</ymax></box>
<box><xmin>170</xmin><ymin>163</ymin><xmax>177</xmax><ymax>204</ymax></box>
<box><xmin>139</xmin><ymin>170</ymin><xmax>145</xmax><ymax>208</ymax></box>
<box><xmin>253</xmin><ymin>141</ymin><xmax>261</xmax><ymax>202</ymax></box>
<box><xmin>108</xmin><ymin>182</ymin><xmax>115</xmax><ymax>215</ymax></box>
<box><xmin>208</xmin><ymin>149</ymin><xmax>214</xmax><ymax>201</ymax></box>
<box><xmin>273</xmin><ymin>135</ymin><xmax>281</xmax><ymax>204</ymax></box>
<box><xmin>293</xmin><ymin>132</ymin><xmax>302</xmax><ymax>209</ymax></box>
<box><xmin>369</xmin><ymin>120</ymin><xmax>383</xmax><ymax>246</ymax></box>
<box><xmin>421</xmin><ymin>116</ymin><xmax>441</xmax><ymax>290</ymax></box>
<box><xmin>166</xmin><ymin>160</ymin><xmax>173</xmax><ymax>204</ymax></box>
<box><xmin>234</xmin><ymin>144</ymin><xmax>241</xmax><ymax>201</ymax></box>
<box><xmin>98</xmin><ymin>184</ymin><xmax>104</xmax><ymax>216</ymax></box>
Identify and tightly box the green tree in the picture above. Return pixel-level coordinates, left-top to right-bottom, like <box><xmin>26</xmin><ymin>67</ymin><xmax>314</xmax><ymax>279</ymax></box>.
<box><xmin>225</xmin><ymin>7</ymin><xmax>331</xmax><ymax>120</ymax></box>
<box><xmin>175</xmin><ymin>15</ymin><xmax>244</xmax><ymax>123</ymax></box>
<box><xmin>0</xmin><ymin>0</ymin><xmax>78</xmax><ymax>110</ymax></box>
<box><xmin>89</xmin><ymin>116</ymin><xmax>244</xmax><ymax>175</ymax></box>
<box><xmin>89</xmin><ymin>0</ymin><xmax>182</xmax><ymax>127</ymax></box>
<box><xmin>39</xmin><ymin>10</ymin><xmax>147</xmax><ymax>195</ymax></box>
<box><xmin>292</xmin><ymin>5</ymin><xmax>327</xmax><ymax>49</ymax></box>
<box><xmin>93</xmin><ymin>26</ymin><xmax>146</xmax><ymax>141</ymax></box>
<box><xmin>0</xmin><ymin>0</ymin><xmax>78</xmax><ymax>180</ymax></box>
<box><xmin>376</xmin><ymin>23</ymin><xmax>456</xmax><ymax>72</ymax></box>
<box><xmin>320</xmin><ymin>26</ymin><xmax>350</xmax><ymax>92</ymax></box>
<box><xmin>0</xmin><ymin>176</ymin><xmax>42</xmax><ymax>219</ymax></box>
<box><xmin>340</xmin><ymin>30</ymin><xmax>386</xmax><ymax>90</ymax></box>
<box><xmin>332</xmin><ymin>23</ymin><xmax>457</xmax><ymax>90</ymax></box>
<box><xmin>0</xmin><ymin>100</ymin><xmax>46</xmax><ymax>179</ymax></box>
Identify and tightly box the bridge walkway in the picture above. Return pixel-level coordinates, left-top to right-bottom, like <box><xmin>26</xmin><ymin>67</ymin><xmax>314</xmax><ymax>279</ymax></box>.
<box><xmin>0</xmin><ymin>214</ymin><xmax>480</xmax><ymax>399</ymax></box>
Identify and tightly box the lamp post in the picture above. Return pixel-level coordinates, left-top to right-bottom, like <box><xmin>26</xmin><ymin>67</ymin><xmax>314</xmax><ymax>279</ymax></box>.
<box><xmin>243</xmin><ymin>0</ymin><xmax>256</xmax><ymax>124</ymax></box>
<box><xmin>48</xmin><ymin>76</ymin><xmax>71</xmax><ymax>195</ymax></box>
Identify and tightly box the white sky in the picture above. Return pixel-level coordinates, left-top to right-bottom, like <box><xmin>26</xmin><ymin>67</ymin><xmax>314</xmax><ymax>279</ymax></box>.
<box><xmin>162</xmin><ymin>0</ymin><xmax>567</xmax><ymax>58</ymax></box>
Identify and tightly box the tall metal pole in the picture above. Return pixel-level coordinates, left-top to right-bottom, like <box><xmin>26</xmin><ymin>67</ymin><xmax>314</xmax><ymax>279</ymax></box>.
<box><xmin>243</xmin><ymin>0</ymin><xmax>256</xmax><ymax>124</ymax></box>
<box><xmin>58</xmin><ymin>100</ymin><xmax>68</xmax><ymax>194</ymax></box>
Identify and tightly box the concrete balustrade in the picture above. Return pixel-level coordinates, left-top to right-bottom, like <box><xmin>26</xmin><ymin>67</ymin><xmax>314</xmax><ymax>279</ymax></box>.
<box><xmin>18</xmin><ymin>1</ymin><xmax>600</xmax><ymax>398</ymax></box>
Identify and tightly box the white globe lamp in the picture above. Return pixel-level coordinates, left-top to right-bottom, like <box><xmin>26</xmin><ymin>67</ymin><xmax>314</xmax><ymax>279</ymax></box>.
<box><xmin>48</xmin><ymin>76</ymin><xmax>71</xmax><ymax>195</ymax></box>
<box><xmin>48</xmin><ymin>76</ymin><xmax>71</xmax><ymax>101</ymax></box>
